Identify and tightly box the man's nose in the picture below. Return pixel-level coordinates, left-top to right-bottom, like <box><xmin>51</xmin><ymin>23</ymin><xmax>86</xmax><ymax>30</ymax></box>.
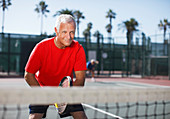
<box><xmin>66</xmin><ymin>33</ymin><xmax>71</xmax><ymax>39</ymax></box>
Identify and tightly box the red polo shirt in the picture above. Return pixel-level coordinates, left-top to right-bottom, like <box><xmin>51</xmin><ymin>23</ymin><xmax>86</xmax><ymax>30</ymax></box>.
<box><xmin>25</xmin><ymin>37</ymin><xmax>87</xmax><ymax>86</ymax></box>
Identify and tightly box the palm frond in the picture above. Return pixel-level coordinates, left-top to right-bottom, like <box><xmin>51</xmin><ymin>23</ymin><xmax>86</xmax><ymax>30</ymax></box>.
<box><xmin>53</xmin><ymin>8</ymin><xmax>73</xmax><ymax>17</ymax></box>
<box><xmin>106</xmin><ymin>9</ymin><xmax>116</xmax><ymax>19</ymax></box>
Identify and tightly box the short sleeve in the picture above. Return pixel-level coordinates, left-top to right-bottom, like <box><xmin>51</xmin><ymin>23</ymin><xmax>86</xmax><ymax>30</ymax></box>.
<box><xmin>25</xmin><ymin>43</ymin><xmax>42</xmax><ymax>74</ymax></box>
<box><xmin>74</xmin><ymin>46</ymin><xmax>87</xmax><ymax>71</ymax></box>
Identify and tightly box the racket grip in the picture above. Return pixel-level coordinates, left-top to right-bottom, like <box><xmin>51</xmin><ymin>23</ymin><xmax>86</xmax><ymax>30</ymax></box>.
<box><xmin>54</xmin><ymin>103</ymin><xmax>58</xmax><ymax>108</ymax></box>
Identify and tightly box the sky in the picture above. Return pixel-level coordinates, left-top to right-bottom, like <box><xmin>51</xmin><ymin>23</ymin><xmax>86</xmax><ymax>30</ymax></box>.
<box><xmin>0</xmin><ymin>0</ymin><xmax>170</xmax><ymax>43</ymax></box>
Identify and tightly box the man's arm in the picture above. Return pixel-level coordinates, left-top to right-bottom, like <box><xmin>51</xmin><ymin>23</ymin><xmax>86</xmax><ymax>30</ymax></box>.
<box><xmin>73</xmin><ymin>70</ymin><xmax>86</xmax><ymax>86</ymax></box>
<box><xmin>24</xmin><ymin>71</ymin><xmax>40</xmax><ymax>87</ymax></box>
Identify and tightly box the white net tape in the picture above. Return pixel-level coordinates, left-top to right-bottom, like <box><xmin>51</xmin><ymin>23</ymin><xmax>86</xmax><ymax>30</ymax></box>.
<box><xmin>0</xmin><ymin>87</ymin><xmax>170</xmax><ymax>104</ymax></box>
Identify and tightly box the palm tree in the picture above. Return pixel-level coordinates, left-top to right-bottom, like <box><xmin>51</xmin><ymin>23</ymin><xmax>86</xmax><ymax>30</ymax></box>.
<box><xmin>105</xmin><ymin>24</ymin><xmax>112</xmax><ymax>33</ymax></box>
<box><xmin>119</xmin><ymin>18</ymin><xmax>139</xmax><ymax>46</ymax></box>
<box><xmin>83</xmin><ymin>22</ymin><xmax>92</xmax><ymax>60</ymax></box>
<box><xmin>118</xmin><ymin>18</ymin><xmax>139</xmax><ymax>76</ymax></box>
<box><xmin>87</xmin><ymin>22</ymin><xmax>92</xmax><ymax>31</ymax></box>
<box><xmin>94</xmin><ymin>30</ymin><xmax>102</xmax><ymax>75</ymax></box>
<box><xmin>83</xmin><ymin>29</ymin><xmax>89</xmax><ymax>39</ymax></box>
<box><xmin>83</xmin><ymin>22</ymin><xmax>92</xmax><ymax>42</ymax></box>
<box><xmin>35</xmin><ymin>0</ymin><xmax>50</xmax><ymax>35</ymax></box>
<box><xmin>158</xmin><ymin>19</ymin><xmax>170</xmax><ymax>55</ymax></box>
<box><xmin>105</xmin><ymin>9</ymin><xmax>116</xmax><ymax>35</ymax></box>
<box><xmin>53</xmin><ymin>8</ymin><xmax>74</xmax><ymax>17</ymax></box>
<box><xmin>73</xmin><ymin>10</ymin><xmax>85</xmax><ymax>38</ymax></box>
<box><xmin>87</xmin><ymin>22</ymin><xmax>92</xmax><ymax>41</ymax></box>
<box><xmin>158</xmin><ymin>19</ymin><xmax>170</xmax><ymax>42</ymax></box>
<box><xmin>0</xmin><ymin>0</ymin><xmax>12</xmax><ymax>33</ymax></box>
<box><xmin>93</xmin><ymin>30</ymin><xmax>101</xmax><ymax>39</ymax></box>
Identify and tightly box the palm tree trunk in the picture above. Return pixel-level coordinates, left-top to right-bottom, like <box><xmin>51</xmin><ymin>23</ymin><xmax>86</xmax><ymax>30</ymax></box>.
<box><xmin>41</xmin><ymin>13</ymin><xmax>43</xmax><ymax>35</ymax></box>
<box><xmin>109</xmin><ymin>18</ymin><xmax>112</xmax><ymax>35</ymax></box>
<box><xmin>77</xmin><ymin>22</ymin><xmax>79</xmax><ymax>39</ymax></box>
<box><xmin>163</xmin><ymin>26</ymin><xmax>166</xmax><ymax>55</ymax></box>
<box><xmin>2</xmin><ymin>10</ymin><xmax>5</xmax><ymax>33</ymax></box>
<box><xmin>109</xmin><ymin>18</ymin><xmax>113</xmax><ymax>75</ymax></box>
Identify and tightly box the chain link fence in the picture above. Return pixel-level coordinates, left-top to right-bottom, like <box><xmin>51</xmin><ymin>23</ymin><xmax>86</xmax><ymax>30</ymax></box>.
<box><xmin>0</xmin><ymin>33</ymin><xmax>169</xmax><ymax>77</ymax></box>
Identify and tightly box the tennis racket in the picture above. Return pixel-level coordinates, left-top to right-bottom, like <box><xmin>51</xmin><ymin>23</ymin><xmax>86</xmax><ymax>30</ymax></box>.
<box><xmin>54</xmin><ymin>76</ymin><xmax>73</xmax><ymax>114</ymax></box>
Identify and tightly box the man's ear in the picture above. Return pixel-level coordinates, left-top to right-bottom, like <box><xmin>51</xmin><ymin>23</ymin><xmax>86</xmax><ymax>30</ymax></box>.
<box><xmin>54</xmin><ymin>27</ymin><xmax>58</xmax><ymax>35</ymax></box>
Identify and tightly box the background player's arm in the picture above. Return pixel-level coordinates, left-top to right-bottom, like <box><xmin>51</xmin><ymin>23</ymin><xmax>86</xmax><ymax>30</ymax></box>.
<box><xmin>74</xmin><ymin>70</ymin><xmax>86</xmax><ymax>86</ymax></box>
<box><xmin>24</xmin><ymin>71</ymin><xmax>40</xmax><ymax>87</ymax></box>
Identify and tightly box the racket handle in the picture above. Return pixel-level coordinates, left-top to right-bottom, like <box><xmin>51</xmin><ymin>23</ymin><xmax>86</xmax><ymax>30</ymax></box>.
<box><xmin>54</xmin><ymin>103</ymin><xmax>58</xmax><ymax>108</ymax></box>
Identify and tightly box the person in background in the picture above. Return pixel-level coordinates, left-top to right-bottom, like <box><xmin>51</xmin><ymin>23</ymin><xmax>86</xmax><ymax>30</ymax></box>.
<box><xmin>86</xmin><ymin>59</ymin><xmax>99</xmax><ymax>81</ymax></box>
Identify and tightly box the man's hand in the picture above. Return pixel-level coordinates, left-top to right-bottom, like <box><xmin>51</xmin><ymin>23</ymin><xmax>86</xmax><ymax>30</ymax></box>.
<box><xmin>62</xmin><ymin>79</ymin><xmax>69</xmax><ymax>87</ymax></box>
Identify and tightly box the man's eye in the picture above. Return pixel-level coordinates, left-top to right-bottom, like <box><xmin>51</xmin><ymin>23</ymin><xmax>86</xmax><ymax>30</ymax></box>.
<box><xmin>70</xmin><ymin>31</ymin><xmax>75</xmax><ymax>34</ymax></box>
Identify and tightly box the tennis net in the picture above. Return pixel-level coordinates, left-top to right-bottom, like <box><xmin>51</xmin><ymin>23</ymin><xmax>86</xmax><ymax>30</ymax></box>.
<box><xmin>0</xmin><ymin>87</ymin><xmax>170</xmax><ymax>119</ymax></box>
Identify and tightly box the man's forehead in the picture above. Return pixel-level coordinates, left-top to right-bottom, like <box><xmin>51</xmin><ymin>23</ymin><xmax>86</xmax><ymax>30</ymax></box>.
<box><xmin>59</xmin><ymin>22</ymin><xmax>76</xmax><ymax>30</ymax></box>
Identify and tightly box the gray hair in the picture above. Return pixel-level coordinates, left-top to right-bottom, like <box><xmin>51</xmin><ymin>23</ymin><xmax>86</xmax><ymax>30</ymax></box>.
<box><xmin>55</xmin><ymin>14</ymin><xmax>76</xmax><ymax>33</ymax></box>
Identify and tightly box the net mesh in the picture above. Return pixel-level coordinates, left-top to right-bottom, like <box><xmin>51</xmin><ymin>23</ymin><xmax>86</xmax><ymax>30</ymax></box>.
<box><xmin>0</xmin><ymin>87</ymin><xmax>170</xmax><ymax>119</ymax></box>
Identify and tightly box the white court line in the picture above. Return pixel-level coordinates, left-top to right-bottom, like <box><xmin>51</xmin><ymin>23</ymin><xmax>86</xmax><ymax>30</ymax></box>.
<box><xmin>82</xmin><ymin>103</ymin><xmax>123</xmax><ymax>119</ymax></box>
<box><xmin>97</xmin><ymin>80</ymin><xmax>170</xmax><ymax>88</ymax></box>
<box><xmin>118</xmin><ymin>81</ymin><xmax>170</xmax><ymax>88</ymax></box>
<box><xmin>116</xmin><ymin>82</ymin><xmax>158</xmax><ymax>88</ymax></box>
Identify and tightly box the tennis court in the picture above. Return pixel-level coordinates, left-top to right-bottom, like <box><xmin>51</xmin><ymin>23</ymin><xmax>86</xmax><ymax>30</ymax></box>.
<box><xmin>0</xmin><ymin>76</ymin><xmax>170</xmax><ymax>87</ymax></box>
<box><xmin>0</xmin><ymin>77</ymin><xmax>170</xmax><ymax>119</ymax></box>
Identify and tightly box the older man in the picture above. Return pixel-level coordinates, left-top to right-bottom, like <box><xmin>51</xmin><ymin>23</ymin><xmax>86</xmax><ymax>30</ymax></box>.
<box><xmin>24</xmin><ymin>14</ymin><xmax>87</xmax><ymax>119</ymax></box>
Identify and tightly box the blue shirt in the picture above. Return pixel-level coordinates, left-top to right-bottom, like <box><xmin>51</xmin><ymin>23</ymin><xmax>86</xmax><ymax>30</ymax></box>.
<box><xmin>86</xmin><ymin>61</ymin><xmax>95</xmax><ymax>70</ymax></box>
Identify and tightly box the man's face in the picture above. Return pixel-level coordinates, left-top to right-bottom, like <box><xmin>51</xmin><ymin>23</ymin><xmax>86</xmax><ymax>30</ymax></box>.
<box><xmin>56</xmin><ymin>21</ymin><xmax>75</xmax><ymax>48</ymax></box>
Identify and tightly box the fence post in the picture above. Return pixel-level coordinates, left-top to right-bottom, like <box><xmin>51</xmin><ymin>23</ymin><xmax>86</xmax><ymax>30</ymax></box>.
<box><xmin>7</xmin><ymin>34</ymin><xmax>11</xmax><ymax>75</ymax></box>
<box><xmin>109</xmin><ymin>36</ymin><xmax>112</xmax><ymax>75</ymax></box>
<box><xmin>100</xmin><ymin>35</ymin><xmax>104</xmax><ymax>74</ymax></box>
<box><xmin>142</xmin><ymin>33</ymin><xmax>146</xmax><ymax>78</ymax></box>
<box><xmin>85</xmin><ymin>35</ymin><xmax>88</xmax><ymax>60</ymax></box>
<box><xmin>146</xmin><ymin>37</ymin><xmax>151</xmax><ymax>76</ymax></box>
<box><xmin>112</xmin><ymin>37</ymin><xmax>115</xmax><ymax>75</ymax></box>
<box><xmin>97</xmin><ymin>33</ymin><xmax>101</xmax><ymax>75</ymax></box>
